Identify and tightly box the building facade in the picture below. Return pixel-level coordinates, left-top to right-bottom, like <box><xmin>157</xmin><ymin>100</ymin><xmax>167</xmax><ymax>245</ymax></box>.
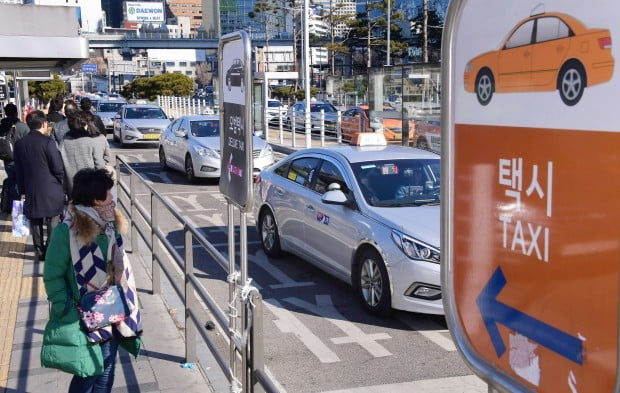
<box><xmin>23</xmin><ymin>0</ymin><xmax>104</xmax><ymax>32</ymax></box>
<box><xmin>166</xmin><ymin>0</ymin><xmax>203</xmax><ymax>32</ymax></box>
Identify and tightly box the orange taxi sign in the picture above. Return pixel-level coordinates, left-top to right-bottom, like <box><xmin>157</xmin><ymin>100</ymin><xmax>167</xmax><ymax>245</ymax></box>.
<box><xmin>443</xmin><ymin>1</ymin><xmax>620</xmax><ymax>392</ymax></box>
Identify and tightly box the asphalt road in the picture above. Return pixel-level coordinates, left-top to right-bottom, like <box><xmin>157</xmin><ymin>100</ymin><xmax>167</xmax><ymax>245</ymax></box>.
<box><xmin>109</xmin><ymin>137</ymin><xmax>486</xmax><ymax>393</ymax></box>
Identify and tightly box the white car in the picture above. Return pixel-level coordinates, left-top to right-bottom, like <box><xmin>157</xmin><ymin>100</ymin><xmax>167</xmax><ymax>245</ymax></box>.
<box><xmin>158</xmin><ymin>114</ymin><xmax>275</xmax><ymax>183</ymax></box>
<box><xmin>253</xmin><ymin>145</ymin><xmax>442</xmax><ymax>316</ymax></box>
<box><xmin>95</xmin><ymin>99</ymin><xmax>126</xmax><ymax>133</ymax></box>
<box><xmin>113</xmin><ymin>104</ymin><xmax>171</xmax><ymax>147</ymax></box>
<box><xmin>266</xmin><ymin>99</ymin><xmax>287</xmax><ymax>125</ymax></box>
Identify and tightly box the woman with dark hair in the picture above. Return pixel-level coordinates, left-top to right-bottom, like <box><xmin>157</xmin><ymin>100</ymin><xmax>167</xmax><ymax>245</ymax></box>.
<box><xmin>47</xmin><ymin>95</ymin><xmax>66</xmax><ymax>124</ymax></box>
<box><xmin>59</xmin><ymin>111</ymin><xmax>113</xmax><ymax>194</ymax></box>
<box><xmin>41</xmin><ymin>168</ymin><xmax>142</xmax><ymax>393</ymax></box>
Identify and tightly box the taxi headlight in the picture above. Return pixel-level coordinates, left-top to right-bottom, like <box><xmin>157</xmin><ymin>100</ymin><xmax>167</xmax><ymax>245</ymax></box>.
<box><xmin>123</xmin><ymin>123</ymin><xmax>138</xmax><ymax>132</ymax></box>
<box><xmin>194</xmin><ymin>146</ymin><xmax>219</xmax><ymax>159</ymax></box>
<box><xmin>391</xmin><ymin>230</ymin><xmax>440</xmax><ymax>264</ymax></box>
<box><xmin>259</xmin><ymin>144</ymin><xmax>273</xmax><ymax>158</ymax></box>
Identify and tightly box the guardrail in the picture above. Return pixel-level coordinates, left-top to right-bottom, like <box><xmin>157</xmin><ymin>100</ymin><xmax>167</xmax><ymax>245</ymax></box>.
<box><xmin>158</xmin><ymin>95</ymin><xmax>217</xmax><ymax>119</ymax></box>
<box><xmin>115</xmin><ymin>155</ymin><xmax>279</xmax><ymax>393</ymax></box>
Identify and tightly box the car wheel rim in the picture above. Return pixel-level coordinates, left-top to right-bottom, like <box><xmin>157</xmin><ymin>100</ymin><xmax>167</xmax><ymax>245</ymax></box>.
<box><xmin>477</xmin><ymin>75</ymin><xmax>492</xmax><ymax>101</ymax></box>
<box><xmin>561</xmin><ymin>69</ymin><xmax>582</xmax><ymax>101</ymax></box>
<box><xmin>186</xmin><ymin>158</ymin><xmax>194</xmax><ymax>180</ymax></box>
<box><xmin>360</xmin><ymin>258</ymin><xmax>382</xmax><ymax>307</ymax></box>
<box><xmin>261</xmin><ymin>214</ymin><xmax>275</xmax><ymax>250</ymax></box>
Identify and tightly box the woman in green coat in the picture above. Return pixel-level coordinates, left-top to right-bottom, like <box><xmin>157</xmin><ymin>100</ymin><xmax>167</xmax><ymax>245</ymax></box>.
<box><xmin>41</xmin><ymin>168</ymin><xmax>142</xmax><ymax>393</ymax></box>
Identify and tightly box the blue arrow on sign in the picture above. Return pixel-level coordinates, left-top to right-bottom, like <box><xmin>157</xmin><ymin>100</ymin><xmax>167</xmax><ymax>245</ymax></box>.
<box><xmin>476</xmin><ymin>267</ymin><xmax>583</xmax><ymax>365</ymax></box>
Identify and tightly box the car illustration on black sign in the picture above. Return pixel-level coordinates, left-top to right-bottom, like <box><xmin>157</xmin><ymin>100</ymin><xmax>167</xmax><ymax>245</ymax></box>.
<box><xmin>226</xmin><ymin>58</ymin><xmax>245</xmax><ymax>92</ymax></box>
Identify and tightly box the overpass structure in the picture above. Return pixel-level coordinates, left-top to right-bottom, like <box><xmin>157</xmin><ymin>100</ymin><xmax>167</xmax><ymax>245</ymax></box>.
<box><xmin>86</xmin><ymin>33</ymin><xmax>295</xmax><ymax>50</ymax></box>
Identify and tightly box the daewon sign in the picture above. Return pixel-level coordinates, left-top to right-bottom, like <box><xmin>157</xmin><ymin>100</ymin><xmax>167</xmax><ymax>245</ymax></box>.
<box><xmin>443</xmin><ymin>1</ymin><xmax>620</xmax><ymax>392</ymax></box>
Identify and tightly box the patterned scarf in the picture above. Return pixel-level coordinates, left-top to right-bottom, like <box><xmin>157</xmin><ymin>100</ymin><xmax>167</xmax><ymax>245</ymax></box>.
<box><xmin>64</xmin><ymin>206</ymin><xmax>142</xmax><ymax>343</ymax></box>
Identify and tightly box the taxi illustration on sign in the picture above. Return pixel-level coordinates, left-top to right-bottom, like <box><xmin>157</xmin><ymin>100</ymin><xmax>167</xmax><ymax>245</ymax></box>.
<box><xmin>226</xmin><ymin>58</ymin><xmax>245</xmax><ymax>93</ymax></box>
<box><xmin>463</xmin><ymin>11</ymin><xmax>614</xmax><ymax>106</ymax></box>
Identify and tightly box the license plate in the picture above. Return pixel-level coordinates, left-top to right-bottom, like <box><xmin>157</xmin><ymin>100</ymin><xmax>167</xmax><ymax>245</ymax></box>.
<box><xmin>143</xmin><ymin>134</ymin><xmax>159</xmax><ymax>140</ymax></box>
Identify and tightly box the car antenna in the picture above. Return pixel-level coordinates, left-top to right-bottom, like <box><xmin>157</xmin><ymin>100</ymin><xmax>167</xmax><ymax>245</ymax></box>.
<box><xmin>530</xmin><ymin>3</ymin><xmax>545</xmax><ymax>16</ymax></box>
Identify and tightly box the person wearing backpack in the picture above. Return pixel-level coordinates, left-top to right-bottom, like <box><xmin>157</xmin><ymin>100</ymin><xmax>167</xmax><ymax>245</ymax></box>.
<box><xmin>0</xmin><ymin>103</ymin><xmax>30</xmax><ymax>213</ymax></box>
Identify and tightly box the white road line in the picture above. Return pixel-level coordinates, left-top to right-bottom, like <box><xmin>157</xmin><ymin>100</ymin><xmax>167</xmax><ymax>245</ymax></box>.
<box><xmin>264</xmin><ymin>298</ymin><xmax>340</xmax><ymax>363</ymax></box>
<box><xmin>395</xmin><ymin>314</ymin><xmax>456</xmax><ymax>351</ymax></box>
<box><xmin>173</xmin><ymin>241</ymin><xmax>261</xmax><ymax>249</ymax></box>
<box><xmin>284</xmin><ymin>295</ymin><xmax>391</xmax><ymax>358</ymax></box>
<box><xmin>320</xmin><ymin>375</ymin><xmax>487</xmax><ymax>393</ymax></box>
<box><xmin>250</xmin><ymin>252</ymin><xmax>315</xmax><ymax>289</ymax></box>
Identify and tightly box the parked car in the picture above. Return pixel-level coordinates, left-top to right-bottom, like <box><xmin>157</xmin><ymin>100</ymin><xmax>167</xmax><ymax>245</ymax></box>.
<box><xmin>413</xmin><ymin>115</ymin><xmax>441</xmax><ymax>153</ymax></box>
<box><xmin>95</xmin><ymin>99</ymin><xmax>126</xmax><ymax>133</ymax></box>
<box><xmin>463</xmin><ymin>11</ymin><xmax>614</xmax><ymax>106</ymax></box>
<box><xmin>266</xmin><ymin>99</ymin><xmax>288</xmax><ymax>125</ymax></box>
<box><xmin>112</xmin><ymin>104</ymin><xmax>171</xmax><ymax>147</ymax></box>
<box><xmin>226</xmin><ymin>58</ymin><xmax>245</xmax><ymax>92</ymax></box>
<box><xmin>286</xmin><ymin>101</ymin><xmax>338</xmax><ymax>134</ymax></box>
<box><xmin>341</xmin><ymin>105</ymin><xmax>411</xmax><ymax>143</ymax></box>
<box><xmin>253</xmin><ymin>145</ymin><xmax>442</xmax><ymax>316</ymax></box>
<box><xmin>158</xmin><ymin>114</ymin><xmax>275</xmax><ymax>183</ymax></box>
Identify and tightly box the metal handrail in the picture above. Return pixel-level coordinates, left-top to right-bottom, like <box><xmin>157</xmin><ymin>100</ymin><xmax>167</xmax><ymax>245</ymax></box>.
<box><xmin>115</xmin><ymin>155</ymin><xmax>279</xmax><ymax>393</ymax></box>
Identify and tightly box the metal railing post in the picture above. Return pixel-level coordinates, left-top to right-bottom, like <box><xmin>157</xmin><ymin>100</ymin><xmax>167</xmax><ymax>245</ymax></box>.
<box><xmin>278</xmin><ymin>113</ymin><xmax>284</xmax><ymax>144</ymax></box>
<box><xmin>240</xmin><ymin>211</ymin><xmax>249</xmax><ymax>392</ymax></box>
<box><xmin>291</xmin><ymin>113</ymin><xmax>296</xmax><ymax>148</ymax></box>
<box><xmin>227</xmin><ymin>203</ymin><xmax>238</xmax><ymax>388</ymax></box>
<box><xmin>320</xmin><ymin>109</ymin><xmax>325</xmax><ymax>147</ymax></box>
<box><xmin>130</xmin><ymin>172</ymin><xmax>138</xmax><ymax>253</ymax></box>
<box><xmin>151</xmin><ymin>194</ymin><xmax>161</xmax><ymax>295</ymax></box>
<box><xmin>184</xmin><ymin>224</ymin><xmax>197</xmax><ymax>363</ymax></box>
<box><xmin>250</xmin><ymin>292</ymin><xmax>265</xmax><ymax>393</ymax></box>
<box><xmin>337</xmin><ymin>111</ymin><xmax>342</xmax><ymax>145</ymax></box>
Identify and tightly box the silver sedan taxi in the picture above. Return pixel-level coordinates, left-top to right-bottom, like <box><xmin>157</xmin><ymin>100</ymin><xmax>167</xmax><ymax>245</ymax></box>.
<box><xmin>158</xmin><ymin>115</ymin><xmax>275</xmax><ymax>182</ymax></box>
<box><xmin>253</xmin><ymin>145</ymin><xmax>441</xmax><ymax>316</ymax></box>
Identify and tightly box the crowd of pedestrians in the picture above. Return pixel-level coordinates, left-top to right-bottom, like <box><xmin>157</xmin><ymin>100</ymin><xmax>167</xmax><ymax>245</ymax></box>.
<box><xmin>0</xmin><ymin>96</ymin><xmax>139</xmax><ymax>393</ymax></box>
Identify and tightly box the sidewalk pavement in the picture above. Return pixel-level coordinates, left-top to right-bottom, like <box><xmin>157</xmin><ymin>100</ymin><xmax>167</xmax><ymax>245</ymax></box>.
<box><xmin>0</xmin><ymin>211</ymin><xmax>215</xmax><ymax>393</ymax></box>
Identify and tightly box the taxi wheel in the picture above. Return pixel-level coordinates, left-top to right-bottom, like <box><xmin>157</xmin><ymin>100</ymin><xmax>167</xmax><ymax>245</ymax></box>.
<box><xmin>558</xmin><ymin>61</ymin><xmax>586</xmax><ymax>106</ymax></box>
<box><xmin>354</xmin><ymin>249</ymin><xmax>392</xmax><ymax>316</ymax></box>
<box><xmin>159</xmin><ymin>147</ymin><xmax>168</xmax><ymax>170</ymax></box>
<box><xmin>185</xmin><ymin>155</ymin><xmax>196</xmax><ymax>183</ymax></box>
<box><xmin>259</xmin><ymin>208</ymin><xmax>282</xmax><ymax>258</ymax></box>
<box><xmin>475</xmin><ymin>69</ymin><xmax>494</xmax><ymax>106</ymax></box>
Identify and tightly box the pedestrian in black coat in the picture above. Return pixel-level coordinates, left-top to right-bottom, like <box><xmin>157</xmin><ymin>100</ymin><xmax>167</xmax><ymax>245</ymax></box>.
<box><xmin>14</xmin><ymin>110</ymin><xmax>65</xmax><ymax>261</ymax></box>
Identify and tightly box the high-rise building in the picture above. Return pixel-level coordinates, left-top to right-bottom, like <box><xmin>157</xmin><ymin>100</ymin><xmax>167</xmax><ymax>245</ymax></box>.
<box><xmin>202</xmin><ymin>0</ymin><xmax>286</xmax><ymax>38</ymax></box>
<box><xmin>101</xmin><ymin>0</ymin><xmax>123</xmax><ymax>28</ymax></box>
<box><xmin>314</xmin><ymin>0</ymin><xmax>355</xmax><ymax>38</ymax></box>
<box><xmin>166</xmin><ymin>0</ymin><xmax>202</xmax><ymax>32</ymax></box>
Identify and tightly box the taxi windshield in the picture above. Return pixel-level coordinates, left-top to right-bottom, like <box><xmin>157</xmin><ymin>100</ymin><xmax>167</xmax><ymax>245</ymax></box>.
<box><xmin>351</xmin><ymin>159</ymin><xmax>441</xmax><ymax>207</ymax></box>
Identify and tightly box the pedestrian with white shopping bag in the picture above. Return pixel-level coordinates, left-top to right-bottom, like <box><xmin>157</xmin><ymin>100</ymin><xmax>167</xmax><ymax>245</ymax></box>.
<box><xmin>14</xmin><ymin>110</ymin><xmax>65</xmax><ymax>261</ymax></box>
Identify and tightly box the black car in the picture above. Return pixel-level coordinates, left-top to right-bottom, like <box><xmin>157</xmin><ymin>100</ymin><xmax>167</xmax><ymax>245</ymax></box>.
<box><xmin>226</xmin><ymin>58</ymin><xmax>245</xmax><ymax>92</ymax></box>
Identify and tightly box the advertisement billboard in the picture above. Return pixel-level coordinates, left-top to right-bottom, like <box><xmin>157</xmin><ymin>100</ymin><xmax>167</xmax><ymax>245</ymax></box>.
<box><xmin>443</xmin><ymin>0</ymin><xmax>620</xmax><ymax>392</ymax></box>
<box><xmin>124</xmin><ymin>1</ymin><xmax>164</xmax><ymax>23</ymax></box>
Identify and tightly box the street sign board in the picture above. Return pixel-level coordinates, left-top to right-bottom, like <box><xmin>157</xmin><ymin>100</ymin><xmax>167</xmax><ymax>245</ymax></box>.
<box><xmin>82</xmin><ymin>63</ymin><xmax>97</xmax><ymax>73</ymax></box>
<box><xmin>218</xmin><ymin>31</ymin><xmax>253</xmax><ymax>211</ymax></box>
<box><xmin>443</xmin><ymin>1</ymin><xmax>620</xmax><ymax>392</ymax></box>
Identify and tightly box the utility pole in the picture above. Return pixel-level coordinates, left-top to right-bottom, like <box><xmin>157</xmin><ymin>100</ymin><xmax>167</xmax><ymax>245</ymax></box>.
<box><xmin>303</xmin><ymin>0</ymin><xmax>311</xmax><ymax>146</ymax></box>
<box><xmin>423</xmin><ymin>0</ymin><xmax>428</xmax><ymax>63</ymax></box>
<box><xmin>386</xmin><ymin>0</ymin><xmax>391</xmax><ymax>66</ymax></box>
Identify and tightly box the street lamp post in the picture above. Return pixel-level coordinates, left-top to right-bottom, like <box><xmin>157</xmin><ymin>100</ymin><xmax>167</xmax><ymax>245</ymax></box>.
<box><xmin>303</xmin><ymin>0</ymin><xmax>311</xmax><ymax>146</ymax></box>
<box><xmin>386</xmin><ymin>0</ymin><xmax>390</xmax><ymax>66</ymax></box>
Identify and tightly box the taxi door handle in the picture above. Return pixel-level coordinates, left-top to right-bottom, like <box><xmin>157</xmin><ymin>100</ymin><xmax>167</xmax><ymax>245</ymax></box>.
<box><xmin>556</xmin><ymin>45</ymin><xmax>565</xmax><ymax>52</ymax></box>
<box><xmin>306</xmin><ymin>205</ymin><xmax>315</xmax><ymax>211</ymax></box>
<box><xmin>523</xmin><ymin>51</ymin><xmax>531</xmax><ymax>57</ymax></box>
<box><xmin>274</xmin><ymin>188</ymin><xmax>284</xmax><ymax>196</ymax></box>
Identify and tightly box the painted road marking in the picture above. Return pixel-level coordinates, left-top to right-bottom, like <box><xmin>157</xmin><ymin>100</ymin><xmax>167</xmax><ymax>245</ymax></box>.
<box><xmin>285</xmin><ymin>295</ymin><xmax>391</xmax><ymax>358</ymax></box>
<box><xmin>143</xmin><ymin>171</ymin><xmax>174</xmax><ymax>184</ymax></box>
<box><xmin>170</xmin><ymin>194</ymin><xmax>216</xmax><ymax>212</ymax></box>
<box><xmin>320</xmin><ymin>375</ymin><xmax>487</xmax><ymax>393</ymax></box>
<box><xmin>250</xmin><ymin>251</ymin><xmax>315</xmax><ymax>289</ymax></box>
<box><xmin>264</xmin><ymin>298</ymin><xmax>340</xmax><ymax>363</ymax></box>
<box><xmin>395</xmin><ymin>314</ymin><xmax>456</xmax><ymax>352</ymax></box>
